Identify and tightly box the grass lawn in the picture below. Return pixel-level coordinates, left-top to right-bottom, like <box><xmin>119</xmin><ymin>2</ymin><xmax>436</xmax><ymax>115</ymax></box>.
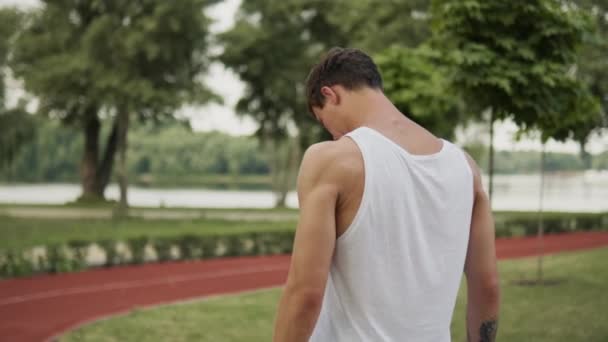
<box><xmin>62</xmin><ymin>247</ymin><xmax>608</xmax><ymax>342</ymax></box>
<box><xmin>0</xmin><ymin>217</ymin><xmax>296</xmax><ymax>250</ymax></box>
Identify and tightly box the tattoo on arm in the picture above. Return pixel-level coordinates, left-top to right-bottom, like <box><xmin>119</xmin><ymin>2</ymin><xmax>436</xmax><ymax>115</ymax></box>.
<box><xmin>478</xmin><ymin>319</ymin><xmax>498</xmax><ymax>342</ymax></box>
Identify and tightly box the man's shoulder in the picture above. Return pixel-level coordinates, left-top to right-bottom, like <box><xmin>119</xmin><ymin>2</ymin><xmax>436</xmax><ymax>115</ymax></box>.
<box><xmin>300</xmin><ymin>138</ymin><xmax>362</xmax><ymax>190</ymax></box>
<box><xmin>302</xmin><ymin>137</ymin><xmax>361</xmax><ymax>170</ymax></box>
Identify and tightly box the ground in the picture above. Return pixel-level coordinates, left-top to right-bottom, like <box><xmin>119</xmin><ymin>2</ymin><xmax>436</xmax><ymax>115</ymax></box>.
<box><xmin>62</xmin><ymin>247</ymin><xmax>608</xmax><ymax>342</ymax></box>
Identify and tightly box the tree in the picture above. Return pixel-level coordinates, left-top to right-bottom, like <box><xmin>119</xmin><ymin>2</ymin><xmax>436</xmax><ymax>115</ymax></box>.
<box><xmin>376</xmin><ymin>44</ymin><xmax>465</xmax><ymax>140</ymax></box>
<box><xmin>575</xmin><ymin>0</ymin><xmax>608</xmax><ymax>161</ymax></box>
<box><xmin>219</xmin><ymin>0</ymin><xmax>344</xmax><ymax>207</ymax></box>
<box><xmin>432</xmin><ymin>0</ymin><xmax>593</xmax><ymax>202</ymax></box>
<box><xmin>220</xmin><ymin>0</ymin><xmax>436</xmax><ymax>206</ymax></box>
<box><xmin>531</xmin><ymin>76</ymin><xmax>601</xmax><ymax>283</ymax></box>
<box><xmin>329</xmin><ymin>0</ymin><xmax>431</xmax><ymax>52</ymax></box>
<box><xmin>0</xmin><ymin>8</ymin><xmax>34</xmax><ymax>168</ymax></box>
<box><xmin>11</xmin><ymin>1</ymin><xmax>217</xmax><ymax>210</ymax></box>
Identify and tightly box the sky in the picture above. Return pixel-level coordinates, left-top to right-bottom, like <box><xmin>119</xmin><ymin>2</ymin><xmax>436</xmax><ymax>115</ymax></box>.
<box><xmin>2</xmin><ymin>0</ymin><xmax>606</xmax><ymax>154</ymax></box>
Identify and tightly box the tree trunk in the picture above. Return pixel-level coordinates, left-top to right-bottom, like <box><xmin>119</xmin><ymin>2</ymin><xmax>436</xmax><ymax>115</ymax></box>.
<box><xmin>578</xmin><ymin>139</ymin><xmax>591</xmax><ymax>170</ymax></box>
<box><xmin>274</xmin><ymin>138</ymin><xmax>292</xmax><ymax>208</ymax></box>
<box><xmin>536</xmin><ymin>143</ymin><xmax>546</xmax><ymax>283</ymax></box>
<box><xmin>488</xmin><ymin>109</ymin><xmax>495</xmax><ymax>203</ymax></box>
<box><xmin>79</xmin><ymin>114</ymin><xmax>102</xmax><ymax>201</ymax></box>
<box><xmin>114</xmin><ymin>110</ymin><xmax>129</xmax><ymax>217</ymax></box>
<box><xmin>95</xmin><ymin>118</ymin><xmax>119</xmax><ymax>196</ymax></box>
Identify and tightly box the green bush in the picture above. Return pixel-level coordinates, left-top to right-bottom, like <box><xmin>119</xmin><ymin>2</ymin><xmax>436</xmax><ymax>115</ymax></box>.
<box><xmin>127</xmin><ymin>237</ymin><xmax>149</xmax><ymax>265</ymax></box>
<box><xmin>0</xmin><ymin>211</ymin><xmax>605</xmax><ymax>279</ymax></box>
<box><xmin>494</xmin><ymin>211</ymin><xmax>606</xmax><ymax>237</ymax></box>
<box><xmin>0</xmin><ymin>251</ymin><xmax>33</xmax><ymax>277</ymax></box>
<box><xmin>98</xmin><ymin>240</ymin><xmax>118</xmax><ymax>267</ymax></box>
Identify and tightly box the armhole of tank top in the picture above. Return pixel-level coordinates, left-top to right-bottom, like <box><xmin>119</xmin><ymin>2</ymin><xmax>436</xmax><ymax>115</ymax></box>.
<box><xmin>337</xmin><ymin>132</ymin><xmax>370</xmax><ymax>245</ymax></box>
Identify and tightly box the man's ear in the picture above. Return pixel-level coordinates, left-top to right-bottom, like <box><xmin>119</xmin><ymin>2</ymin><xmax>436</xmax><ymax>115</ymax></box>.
<box><xmin>320</xmin><ymin>86</ymin><xmax>340</xmax><ymax>106</ymax></box>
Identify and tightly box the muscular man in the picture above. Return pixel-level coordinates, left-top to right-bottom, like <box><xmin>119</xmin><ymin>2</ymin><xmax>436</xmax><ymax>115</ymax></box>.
<box><xmin>273</xmin><ymin>48</ymin><xmax>500</xmax><ymax>342</ymax></box>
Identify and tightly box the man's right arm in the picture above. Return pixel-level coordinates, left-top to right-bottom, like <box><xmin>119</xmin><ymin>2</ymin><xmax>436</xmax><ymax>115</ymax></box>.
<box><xmin>464</xmin><ymin>154</ymin><xmax>500</xmax><ymax>342</ymax></box>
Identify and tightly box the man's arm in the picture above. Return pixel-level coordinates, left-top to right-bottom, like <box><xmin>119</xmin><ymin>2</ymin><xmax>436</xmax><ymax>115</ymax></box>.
<box><xmin>464</xmin><ymin>154</ymin><xmax>501</xmax><ymax>342</ymax></box>
<box><xmin>273</xmin><ymin>143</ymin><xmax>339</xmax><ymax>342</ymax></box>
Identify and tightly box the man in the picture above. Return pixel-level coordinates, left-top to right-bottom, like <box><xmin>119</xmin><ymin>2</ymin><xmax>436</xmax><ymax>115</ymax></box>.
<box><xmin>273</xmin><ymin>47</ymin><xmax>500</xmax><ymax>342</ymax></box>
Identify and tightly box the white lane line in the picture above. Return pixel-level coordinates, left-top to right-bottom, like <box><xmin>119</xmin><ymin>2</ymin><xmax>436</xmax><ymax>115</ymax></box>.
<box><xmin>0</xmin><ymin>264</ymin><xmax>289</xmax><ymax>307</ymax></box>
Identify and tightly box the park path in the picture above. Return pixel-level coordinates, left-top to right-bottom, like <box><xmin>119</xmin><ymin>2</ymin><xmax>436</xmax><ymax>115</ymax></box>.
<box><xmin>0</xmin><ymin>231</ymin><xmax>607</xmax><ymax>342</ymax></box>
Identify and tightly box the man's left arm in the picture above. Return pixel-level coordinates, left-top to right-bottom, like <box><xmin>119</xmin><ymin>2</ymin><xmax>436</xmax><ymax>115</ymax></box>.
<box><xmin>273</xmin><ymin>143</ymin><xmax>339</xmax><ymax>342</ymax></box>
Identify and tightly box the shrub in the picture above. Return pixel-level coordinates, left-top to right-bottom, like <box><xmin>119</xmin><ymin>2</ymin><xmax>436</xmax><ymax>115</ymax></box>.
<box><xmin>494</xmin><ymin>212</ymin><xmax>606</xmax><ymax>237</ymax></box>
<box><xmin>98</xmin><ymin>240</ymin><xmax>118</xmax><ymax>266</ymax></box>
<box><xmin>127</xmin><ymin>237</ymin><xmax>149</xmax><ymax>265</ymax></box>
<box><xmin>0</xmin><ymin>211</ymin><xmax>605</xmax><ymax>278</ymax></box>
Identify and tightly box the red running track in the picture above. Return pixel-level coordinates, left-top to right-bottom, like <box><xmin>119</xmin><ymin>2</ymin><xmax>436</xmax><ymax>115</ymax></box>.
<box><xmin>1</xmin><ymin>231</ymin><xmax>608</xmax><ymax>342</ymax></box>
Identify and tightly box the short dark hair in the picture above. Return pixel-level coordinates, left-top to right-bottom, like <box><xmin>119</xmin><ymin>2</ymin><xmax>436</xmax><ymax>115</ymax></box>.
<box><xmin>305</xmin><ymin>47</ymin><xmax>383</xmax><ymax>115</ymax></box>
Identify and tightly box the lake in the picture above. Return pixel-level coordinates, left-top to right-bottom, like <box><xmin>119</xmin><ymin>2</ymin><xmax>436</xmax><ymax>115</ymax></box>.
<box><xmin>0</xmin><ymin>171</ymin><xmax>606</xmax><ymax>212</ymax></box>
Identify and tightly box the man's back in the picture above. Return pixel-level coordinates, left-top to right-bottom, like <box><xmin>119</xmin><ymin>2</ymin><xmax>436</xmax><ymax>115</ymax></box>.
<box><xmin>309</xmin><ymin>126</ymin><xmax>474</xmax><ymax>342</ymax></box>
<box><xmin>273</xmin><ymin>47</ymin><xmax>499</xmax><ymax>342</ymax></box>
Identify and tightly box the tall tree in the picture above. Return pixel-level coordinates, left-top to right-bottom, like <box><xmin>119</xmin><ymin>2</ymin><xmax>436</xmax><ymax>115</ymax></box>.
<box><xmin>330</xmin><ymin>0</ymin><xmax>431</xmax><ymax>52</ymax></box>
<box><xmin>220</xmin><ymin>0</ymin><xmax>434</xmax><ymax>206</ymax></box>
<box><xmin>531</xmin><ymin>74</ymin><xmax>601</xmax><ymax>283</ymax></box>
<box><xmin>0</xmin><ymin>8</ymin><xmax>35</xmax><ymax>168</ymax></box>
<box><xmin>575</xmin><ymin>0</ymin><xmax>608</xmax><ymax>161</ymax></box>
<box><xmin>11</xmin><ymin>1</ymin><xmax>217</xmax><ymax>208</ymax></box>
<box><xmin>220</xmin><ymin>0</ymin><xmax>344</xmax><ymax>206</ymax></box>
<box><xmin>432</xmin><ymin>0</ymin><xmax>593</xmax><ymax>202</ymax></box>
<box><xmin>376</xmin><ymin>44</ymin><xmax>465</xmax><ymax>140</ymax></box>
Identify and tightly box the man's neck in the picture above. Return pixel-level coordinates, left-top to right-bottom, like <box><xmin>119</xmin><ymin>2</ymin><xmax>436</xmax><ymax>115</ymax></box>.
<box><xmin>344</xmin><ymin>92</ymin><xmax>410</xmax><ymax>133</ymax></box>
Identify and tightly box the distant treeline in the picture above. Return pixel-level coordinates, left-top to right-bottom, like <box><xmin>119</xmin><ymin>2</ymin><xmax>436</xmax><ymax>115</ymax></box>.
<box><xmin>0</xmin><ymin>121</ymin><xmax>271</xmax><ymax>188</ymax></box>
<box><xmin>1</xmin><ymin>122</ymin><xmax>606</xmax><ymax>188</ymax></box>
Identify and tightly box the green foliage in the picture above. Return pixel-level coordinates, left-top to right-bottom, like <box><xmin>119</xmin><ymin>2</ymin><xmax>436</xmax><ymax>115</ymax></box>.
<box><xmin>9</xmin><ymin>0</ymin><xmax>219</xmax><ymax>201</ymax></box>
<box><xmin>2</xmin><ymin>212</ymin><xmax>604</xmax><ymax>278</ymax></box>
<box><xmin>330</xmin><ymin>0</ymin><xmax>431</xmax><ymax>52</ymax></box>
<box><xmin>97</xmin><ymin>239</ymin><xmax>119</xmax><ymax>266</ymax></box>
<box><xmin>12</xmin><ymin>0</ymin><xmax>217</xmax><ymax>122</ymax></box>
<box><xmin>463</xmin><ymin>145</ymin><xmax>597</xmax><ymax>173</ymax></box>
<box><xmin>0</xmin><ymin>8</ymin><xmax>35</xmax><ymax>167</ymax></box>
<box><xmin>153</xmin><ymin>238</ymin><xmax>174</xmax><ymax>262</ymax></box>
<box><xmin>494</xmin><ymin>211</ymin><xmax>607</xmax><ymax>237</ymax></box>
<box><xmin>0</xmin><ymin>120</ymin><xmax>81</xmax><ymax>182</ymax></box>
<box><xmin>0</xmin><ymin>109</ymin><xmax>37</xmax><ymax>168</ymax></box>
<box><xmin>376</xmin><ymin>45</ymin><xmax>465</xmax><ymax>140</ymax></box>
<box><xmin>128</xmin><ymin>123</ymin><xmax>270</xmax><ymax>182</ymax></box>
<box><xmin>0</xmin><ymin>230</ymin><xmax>297</xmax><ymax>278</ymax></box>
<box><xmin>432</xmin><ymin>0</ymin><xmax>601</xmax><ymax>141</ymax></box>
<box><xmin>577</xmin><ymin>0</ymin><xmax>608</xmax><ymax>114</ymax></box>
<box><xmin>219</xmin><ymin>0</ymin><xmax>335</xmax><ymax>144</ymax></box>
<box><xmin>0</xmin><ymin>216</ymin><xmax>295</xmax><ymax>251</ymax></box>
<box><xmin>3</xmin><ymin>119</ymin><xmax>603</xmax><ymax>183</ymax></box>
<box><xmin>127</xmin><ymin>237</ymin><xmax>149</xmax><ymax>264</ymax></box>
<box><xmin>0</xmin><ymin>121</ymin><xmax>271</xmax><ymax>186</ymax></box>
<box><xmin>220</xmin><ymin>0</ymin><xmax>434</xmax><ymax>146</ymax></box>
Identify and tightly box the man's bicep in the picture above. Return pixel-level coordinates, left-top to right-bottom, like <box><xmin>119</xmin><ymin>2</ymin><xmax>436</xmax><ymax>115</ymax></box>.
<box><xmin>288</xmin><ymin>184</ymin><xmax>337</xmax><ymax>292</ymax></box>
<box><xmin>465</xmin><ymin>188</ymin><xmax>498</xmax><ymax>283</ymax></box>
<box><xmin>286</xmin><ymin>146</ymin><xmax>338</xmax><ymax>294</ymax></box>
<box><xmin>463</xmin><ymin>152</ymin><xmax>498</xmax><ymax>281</ymax></box>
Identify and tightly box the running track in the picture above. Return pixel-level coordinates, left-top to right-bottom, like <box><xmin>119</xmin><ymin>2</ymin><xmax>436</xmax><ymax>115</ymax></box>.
<box><xmin>1</xmin><ymin>231</ymin><xmax>608</xmax><ymax>342</ymax></box>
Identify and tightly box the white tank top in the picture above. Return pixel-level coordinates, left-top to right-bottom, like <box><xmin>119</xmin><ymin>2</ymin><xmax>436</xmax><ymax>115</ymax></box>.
<box><xmin>309</xmin><ymin>126</ymin><xmax>474</xmax><ymax>342</ymax></box>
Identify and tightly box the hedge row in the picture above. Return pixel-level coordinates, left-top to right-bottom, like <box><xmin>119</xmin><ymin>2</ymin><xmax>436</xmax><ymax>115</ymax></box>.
<box><xmin>494</xmin><ymin>211</ymin><xmax>607</xmax><ymax>237</ymax></box>
<box><xmin>0</xmin><ymin>230</ymin><xmax>295</xmax><ymax>278</ymax></box>
<box><xmin>1</xmin><ymin>212</ymin><xmax>606</xmax><ymax>278</ymax></box>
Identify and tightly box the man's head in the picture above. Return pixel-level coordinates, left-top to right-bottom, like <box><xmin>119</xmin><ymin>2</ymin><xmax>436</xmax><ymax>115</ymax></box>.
<box><xmin>305</xmin><ymin>47</ymin><xmax>383</xmax><ymax>139</ymax></box>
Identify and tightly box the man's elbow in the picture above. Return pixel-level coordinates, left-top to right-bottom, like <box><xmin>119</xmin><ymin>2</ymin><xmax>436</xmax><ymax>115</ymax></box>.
<box><xmin>478</xmin><ymin>274</ymin><xmax>501</xmax><ymax>305</ymax></box>
<box><xmin>469</xmin><ymin>272</ymin><xmax>500</xmax><ymax>303</ymax></box>
<box><xmin>284</xmin><ymin>286</ymin><xmax>324</xmax><ymax>316</ymax></box>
